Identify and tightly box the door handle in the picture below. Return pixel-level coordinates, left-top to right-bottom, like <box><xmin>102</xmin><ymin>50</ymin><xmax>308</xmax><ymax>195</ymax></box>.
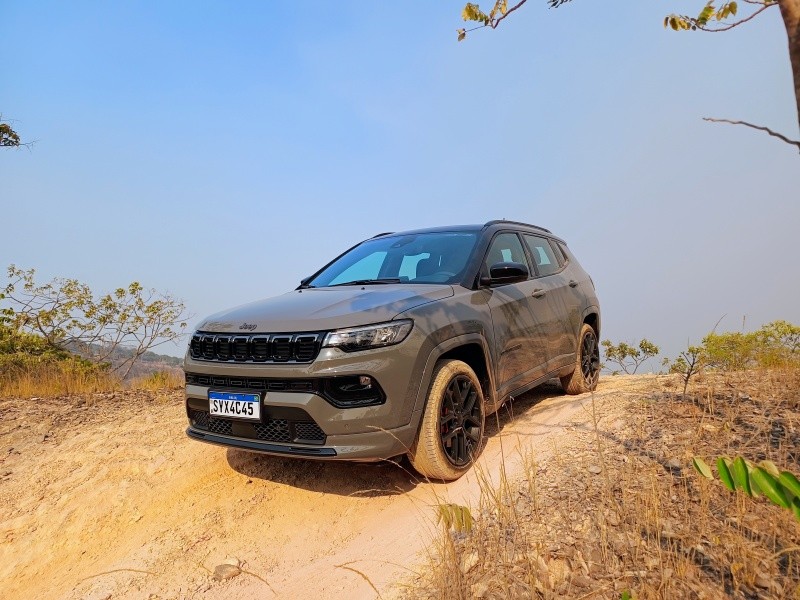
<box><xmin>532</xmin><ymin>289</ymin><xmax>546</xmax><ymax>298</ymax></box>
<box><xmin>568</xmin><ymin>280</ymin><xmax>579</xmax><ymax>288</ymax></box>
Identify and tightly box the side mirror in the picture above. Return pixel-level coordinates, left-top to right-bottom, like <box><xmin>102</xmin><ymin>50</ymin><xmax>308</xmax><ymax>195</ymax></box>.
<box><xmin>481</xmin><ymin>262</ymin><xmax>529</xmax><ymax>286</ymax></box>
<box><xmin>299</xmin><ymin>275</ymin><xmax>314</xmax><ymax>288</ymax></box>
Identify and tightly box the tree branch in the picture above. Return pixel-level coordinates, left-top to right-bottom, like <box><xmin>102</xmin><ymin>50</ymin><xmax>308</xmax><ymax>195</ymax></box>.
<box><xmin>491</xmin><ymin>0</ymin><xmax>529</xmax><ymax>28</ymax></box>
<box><xmin>696</xmin><ymin>3</ymin><xmax>775</xmax><ymax>31</ymax></box>
<box><xmin>703</xmin><ymin>117</ymin><xmax>800</xmax><ymax>152</ymax></box>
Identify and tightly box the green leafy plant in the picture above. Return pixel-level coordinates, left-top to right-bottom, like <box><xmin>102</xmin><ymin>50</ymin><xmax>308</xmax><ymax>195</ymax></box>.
<box><xmin>601</xmin><ymin>338</ymin><xmax>659</xmax><ymax>375</ymax></box>
<box><xmin>693</xmin><ymin>456</ymin><xmax>800</xmax><ymax>521</ymax></box>
<box><xmin>702</xmin><ymin>321</ymin><xmax>800</xmax><ymax>371</ymax></box>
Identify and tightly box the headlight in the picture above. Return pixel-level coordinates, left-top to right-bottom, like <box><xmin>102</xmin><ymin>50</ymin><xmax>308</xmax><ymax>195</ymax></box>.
<box><xmin>322</xmin><ymin>320</ymin><xmax>413</xmax><ymax>352</ymax></box>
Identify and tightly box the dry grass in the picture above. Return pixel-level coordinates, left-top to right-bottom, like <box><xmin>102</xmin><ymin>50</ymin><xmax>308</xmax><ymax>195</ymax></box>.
<box><xmin>0</xmin><ymin>363</ymin><xmax>184</xmax><ymax>397</ymax></box>
<box><xmin>408</xmin><ymin>368</ymin><xmax>800</xmax><ymax>599</ymax></box>
<box><xmin>129</xmin><ymin>369</ymin><xmax>185</xmax><ymax>392</ymax></box>
<box><xmin>0</xmin><ymin>361</ymin><xmax>121</xmax><ymax>397</ymax></box>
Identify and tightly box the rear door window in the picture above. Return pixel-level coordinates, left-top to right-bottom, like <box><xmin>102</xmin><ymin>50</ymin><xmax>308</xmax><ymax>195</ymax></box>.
<box><xmin>523</xmin><ymin>235</ymin><xmax>561</xmax><ymax>277</ymax></box>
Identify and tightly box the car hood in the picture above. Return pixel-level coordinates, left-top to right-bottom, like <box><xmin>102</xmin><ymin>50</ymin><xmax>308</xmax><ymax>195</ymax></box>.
<box><xmin>196</xmin><ymin>285</ymin><xmax>454</xmax><ymax>333</ymax></box>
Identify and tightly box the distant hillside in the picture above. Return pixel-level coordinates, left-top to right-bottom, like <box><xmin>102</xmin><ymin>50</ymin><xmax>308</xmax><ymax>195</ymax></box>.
<box><xmin>65</xmin><ymin>341</ymin><xmax>184</xmax><ymax>379</ymax></box>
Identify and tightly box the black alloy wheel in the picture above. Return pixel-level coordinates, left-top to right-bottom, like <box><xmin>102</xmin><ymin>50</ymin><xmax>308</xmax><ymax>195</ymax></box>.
<box><xmin>439</xmin><ymin>374</ymin><xmax>483</xmax><ymax>466</ymax></box>
<box><xmin>581</xmin><ymin>329</ymin><xmax>601</xmax><ymax>388</ymax></box>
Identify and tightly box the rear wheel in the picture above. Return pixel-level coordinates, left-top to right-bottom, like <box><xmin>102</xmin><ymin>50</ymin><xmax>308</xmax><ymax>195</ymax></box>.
<box><xmin>561</xmin><ymin>323</ymin><xmax>600</xmax><ymax>394</ymax></box>
<box><xmin>408</xmin><ymin>360</ymin><xmax>485</xmax><ymax>481</ymax></box>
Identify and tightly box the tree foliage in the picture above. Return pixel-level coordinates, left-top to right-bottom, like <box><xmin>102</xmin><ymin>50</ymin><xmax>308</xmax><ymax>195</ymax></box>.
<box><xmin>664</xmin><ymin>1</ymin><xmax>745</xmax><ymax>31</ymax></box>
<box><xmin>0</xmin><ymin>120</ymin><xmax>21</xmax><ymax>148</ymax></box>
<box><xmin>1</xmin><ymin>265</ymin><xmax>189</xmax><ymax>378</ymax></box>
<box><xmin>664</xmin><ymin>320</ymin><xmax>799</xmax><ymax>398</ymax></box>
<box><xmin>458</xmin><ymin>0</ymin><xmax>800</xmax><ymax>152</ymax></box>
<box><xmin>702</xmin><ymin>320</ymin><xmax>800</xmax><ymax>370</ymax></box>
<box><xmin>601</xmin><ymin>338</ymin><xmax>660</xmax><ymax>375</ymax></box>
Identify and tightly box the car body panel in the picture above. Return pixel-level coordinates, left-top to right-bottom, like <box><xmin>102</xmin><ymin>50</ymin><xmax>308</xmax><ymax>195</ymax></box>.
<box><xmin>184</xmin><ymin>221</ymin><xmax>600</xmax><ymax>463</ymax></box>
<box><xmin>196</xmin><ymin>285</ymin><xmax>454</xmax><ymax>333</ymax></box>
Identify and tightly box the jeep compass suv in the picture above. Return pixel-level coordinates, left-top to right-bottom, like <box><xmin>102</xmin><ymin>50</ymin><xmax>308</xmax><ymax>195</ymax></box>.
<box><xmin>184</xmin><ymin>220</ymin><xmax>600</xmax><ymax>480</ymax></box>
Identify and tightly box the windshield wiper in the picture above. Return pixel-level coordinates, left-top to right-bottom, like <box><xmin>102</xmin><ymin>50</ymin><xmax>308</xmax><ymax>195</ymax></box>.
<box><xmin>330</xmin><ymin>278</ymin><xmax>403</xmax><ymax>287</ymax></box>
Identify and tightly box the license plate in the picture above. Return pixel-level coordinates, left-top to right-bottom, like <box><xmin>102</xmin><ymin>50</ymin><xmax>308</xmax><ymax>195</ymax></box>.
<box><xmin>209</xmin><ymin>391</ymin><xmax>261</xmax><ymax>421</ymax></box>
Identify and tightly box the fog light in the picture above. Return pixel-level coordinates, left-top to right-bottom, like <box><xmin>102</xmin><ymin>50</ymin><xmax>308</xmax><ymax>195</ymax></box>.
<box><xmin>322</xmin><ymin>375</ymin><xmax>385</xmax><ymax>408</ymax></box>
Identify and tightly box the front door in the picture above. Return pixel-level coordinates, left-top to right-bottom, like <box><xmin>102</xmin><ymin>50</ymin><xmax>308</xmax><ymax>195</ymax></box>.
<box><xmin>484</xmin><ymin>232</ymin><xmax>551</xmax><ymax>397</ymax></box>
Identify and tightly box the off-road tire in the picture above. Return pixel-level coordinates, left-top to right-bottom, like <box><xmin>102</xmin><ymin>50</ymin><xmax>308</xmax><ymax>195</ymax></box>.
<box><xmin>560</xmin><ymin>323</ymin><xmax>601</xmax><ymax>395</ymax></box>
<box><xmin>408</xmin><ymin>359</ymin><xmax>485</xmax><ymax>481</ymax></box>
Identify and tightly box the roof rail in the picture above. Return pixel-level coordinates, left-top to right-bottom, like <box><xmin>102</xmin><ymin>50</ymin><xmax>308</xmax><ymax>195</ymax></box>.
<box><xmin>483</xmin><ymin>220</ymin><xmax>551</xmax><ymax>234</ymax></box>
<box><xmin>370</xmin><ymin>231</ymin><xmax>395</xmax><ymax>239</ymax></box>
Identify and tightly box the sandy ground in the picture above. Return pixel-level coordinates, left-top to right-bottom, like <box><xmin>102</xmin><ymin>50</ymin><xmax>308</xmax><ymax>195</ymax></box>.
<box><xmin>0</xmin><ymin>377</ymin><xmax>643</xmax><ymax>600</ymax></box>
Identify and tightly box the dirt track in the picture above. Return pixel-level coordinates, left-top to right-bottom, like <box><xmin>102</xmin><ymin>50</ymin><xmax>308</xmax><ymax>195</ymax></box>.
<box><xmin>0</xmin><ymin>378</ymin><xmax>641</xmax><ymax>600</ymax></box>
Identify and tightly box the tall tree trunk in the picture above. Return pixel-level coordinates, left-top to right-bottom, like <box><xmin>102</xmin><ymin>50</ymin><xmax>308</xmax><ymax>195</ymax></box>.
<box><xmin>778</xmin><ymin>0</ymin><xmax>800</xmax><ymax>132</ymax></box>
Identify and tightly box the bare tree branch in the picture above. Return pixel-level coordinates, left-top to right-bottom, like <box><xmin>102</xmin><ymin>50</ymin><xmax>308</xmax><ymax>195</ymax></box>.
<box><xmin>703</xmin><ymin>117</ymin><xmax>800</xmax><ymax>152</ymax></box>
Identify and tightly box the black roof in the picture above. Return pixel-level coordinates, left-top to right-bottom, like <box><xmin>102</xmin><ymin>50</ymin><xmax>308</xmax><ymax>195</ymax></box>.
<box><xmin>371</xmin><ymin>220</ymin><xmax>552</xmax><ymax>239</ymax></box>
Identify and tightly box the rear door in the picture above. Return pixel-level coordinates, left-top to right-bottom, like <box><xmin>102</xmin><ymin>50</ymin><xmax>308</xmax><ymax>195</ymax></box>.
<box><xmin>521</xmin><ymin>234</ymin><xmax>576</xmax><ymax>366</ymax></box>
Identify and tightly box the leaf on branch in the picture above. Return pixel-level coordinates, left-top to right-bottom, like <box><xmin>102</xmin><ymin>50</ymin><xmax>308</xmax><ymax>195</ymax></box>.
<box><xmin>462</xmin><ymin>3</ymin><xmax>490</xmax><ymax>24</ymax></box>
<box><xmin>697</xmin><ymin>2</ymin><xmax>715</xmax><ymax>26</ymax></box>
<box><xmin>717</xmin><ymin>457</ymin><xmax>735</xmax><ymax>491</ymax></box>
<box><xmin>0</xmin><ymin>121</ymin><xmax>21</xmax><ymax>147</ymax></box>
<box><xmin>751</xmin><ymin>467</ymin><xmax>790</xmax><ymax>508</ymax></box>
<box><xmin>693</xmin><ymin>457</ymin><xmax>713</xmax><ymax>479</ymax></box>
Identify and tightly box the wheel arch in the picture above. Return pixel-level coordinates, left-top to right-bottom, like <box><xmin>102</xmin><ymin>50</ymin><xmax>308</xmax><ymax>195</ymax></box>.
<box><xmin>412</xmin><ymin>334</ymin><xmax>496</xmax><ymax>415</ymax></box>
<box><xmin>582</xmin><ymin>308</ymin><xmax>600</xmax><ymax>338</ymax></box>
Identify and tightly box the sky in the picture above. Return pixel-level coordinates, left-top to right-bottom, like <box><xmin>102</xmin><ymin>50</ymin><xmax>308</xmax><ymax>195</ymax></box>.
<box><xmin>2</xmin><ymin>1</ymin><xmax>799</xmax><ymax>363</ymax></box>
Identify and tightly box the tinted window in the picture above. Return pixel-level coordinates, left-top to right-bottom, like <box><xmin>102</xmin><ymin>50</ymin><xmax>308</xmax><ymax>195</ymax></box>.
<box><xmin>485</xmin><ymin>233</ymin><xmax>529</xmax><ymax>271</ymax></box>
<box><xmin>329</xmin><ymin>252</ymin><xmax>386</xmax><ymax>285</ymax></box>
<box><xmin>549</xmin><ymin>240</ymin><xmax>566</xmax><ymax>266</ymax></box>
<box><xmin>309</xmin><ymin>232</ymin><xmax>478</xmax><ymax>287</ymax></box>
<box><xmin>523</xmin><ymin>235</ymin><xmax>561</xmax><ymax>277</ymax></box>
<box><xmin>398</xmin><ymin>253</ymin><xmax>430</xmax><ymax>279</ymax></box>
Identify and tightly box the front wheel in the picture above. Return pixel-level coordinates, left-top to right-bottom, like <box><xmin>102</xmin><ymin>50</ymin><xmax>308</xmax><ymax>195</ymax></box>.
<box><xmin>560</xmin><ymin>323</ymin><xmax>600</xmax><ymax>394</ymax></box>
<box><xmin>408</xmin><ymin>360</ymin><xmax>485</xmax><ymax>481</ymax></box>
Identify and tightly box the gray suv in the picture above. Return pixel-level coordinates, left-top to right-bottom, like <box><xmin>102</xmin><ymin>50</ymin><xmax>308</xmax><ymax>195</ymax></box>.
<box><xmin>184</xmin><ymin>221</ymin><xmax>600</xmax><ymax>480</ymax></box>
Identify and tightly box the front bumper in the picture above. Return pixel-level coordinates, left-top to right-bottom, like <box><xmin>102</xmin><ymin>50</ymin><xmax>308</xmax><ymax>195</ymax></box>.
<box><xmin>185</xmin><ymin>419</ymin><xmax>419</xmax><ymax>461</ymax></box>
<box><xmin>183</xmin><ymin>333</ymin><xmax>430</xmax><ymax>461</ymax></box>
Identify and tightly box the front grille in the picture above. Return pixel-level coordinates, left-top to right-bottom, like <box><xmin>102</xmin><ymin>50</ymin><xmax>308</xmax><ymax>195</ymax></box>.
<box><xmin>294</xmin><ymin>422</ymin><xmax>326</xmax><ymax>442</ymax></box>
<box><xmin>254</xmin><ymin>420</ymin><xmax>292</xmax><ymax>443</ymax></box>
<box><xmin>186</xmin><ymin>372</ymin><xmax>318</xmax><ymax>393</ymax></box>
<box><xmin>207</xmin><ymin>417</ymin><xmax>232</xmax><ymax>436</ymax></box>
<box><xmin>189</xmin><ymin>409</ymin><xmax>326</xmax><ymax>445</ymax></box>
<box><xmin>192</xmin><ymin>410</ymin><xmax>210</xmax><ymax>428</ymax></box>
<box><xmin>189</xmin><ymin>332</ymin><xmax>324</xmax><ymax>364</ymax></box>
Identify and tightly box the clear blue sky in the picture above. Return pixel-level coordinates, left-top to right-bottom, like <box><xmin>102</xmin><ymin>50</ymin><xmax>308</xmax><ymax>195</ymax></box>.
<box><xmin>2</xmin><ymin>1</ymin><xmax>798</xmax><ymax>361</ymax></box>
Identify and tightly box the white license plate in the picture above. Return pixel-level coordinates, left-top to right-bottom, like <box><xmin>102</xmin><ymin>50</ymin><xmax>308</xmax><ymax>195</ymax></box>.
<box><xmin>209</xmin><ymin>391</ymin><xmax>261</xmax><ymax>421</ymax></box>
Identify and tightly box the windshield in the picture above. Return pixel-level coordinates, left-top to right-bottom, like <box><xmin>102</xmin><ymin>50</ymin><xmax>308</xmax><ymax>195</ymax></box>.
<box><xmin>308</xmin><ymin>232</ymin><xmax>479</xmax><ymax>287</ymax></box>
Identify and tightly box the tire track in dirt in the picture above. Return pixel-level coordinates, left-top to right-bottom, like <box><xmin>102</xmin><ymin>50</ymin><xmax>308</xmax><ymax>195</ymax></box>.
<box><xmin>0</xmin><ymin>378</ymin><xmax>646</xmax><ymax>599</ymax></box>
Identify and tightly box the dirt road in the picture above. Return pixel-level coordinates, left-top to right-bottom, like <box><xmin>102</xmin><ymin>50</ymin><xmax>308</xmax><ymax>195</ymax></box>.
<box><xmin>0</xmin><ymin>378</ymin><xmax>641</xmax><ymax>600</ymax></box>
